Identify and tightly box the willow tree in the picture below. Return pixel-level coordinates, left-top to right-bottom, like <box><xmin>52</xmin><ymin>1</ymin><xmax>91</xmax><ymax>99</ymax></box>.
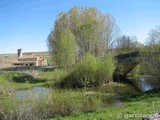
<box><xmin>48</xmin><ymin>7</ymin><xmax>119</xmax><ymax>61</ymax></box>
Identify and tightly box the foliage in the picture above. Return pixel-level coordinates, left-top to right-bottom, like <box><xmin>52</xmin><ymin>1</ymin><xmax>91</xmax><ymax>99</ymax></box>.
<box><xmin>48</xmin><ymin>7</ymin><xmax>119</xmax><ymax>61</ymax></box>
<box><xmin>57</xmin><ymin>53</ymin><xmax>116</xmax><ymax>88</ymax></box>
<box><xmin>98</xmin><ymin>54</ymin><xmax>116</xmax><ymax>83</ymax></box>
<box><xmin>1</xmin><ymin>71</ymin><xmax>46</xmax><ymax>84</ymax></box>
<box><xmin>3</xmin><ymin>72</ymin><xmax>33</xmax><ymax>83</ymax></box>
<box><xmin>41</xmin><ymin>69</ymin><xmax>68</xmax><ymax>88</ymax></box>
<box><xmin>0</xmin><ymin>72</ymin><xmax>48</xmax><ymax>95</ymax></box>
<box><xmin>0</xmin><ymin>90</ymin><xmax>114</xmax><ymax>119</ymax></box>
<box><xmin>140</xmin><ymin>26</ymin><xmax>160</xmax><ymax>79</ymax></box>
<box><xmin>47</xmin><ymin>57</ymin><xmax>55</xmax><ymax>66</ymax></box>
<box><xmin>128</xmin><ymin>64</ymin><xmax>141</xmax><ymax>79</ymax></box>
<box><xmin>116</xmin><ymin>35</ymin><xmax>142</xmax><ymax>54</ymax></box>
<box><xmin>1</xmin><ymin>69</ymin><xmax>159</xmax><ymax>119</ymax></box>
<box><xmin>54</xmin><ymin>28</ymin><xmax>77</xmax><ymax>70</ymax></box>
<box><xmin>54</xmin><ymin>93</ymin><xmax>160</xmax><ymax>120</ymax></box>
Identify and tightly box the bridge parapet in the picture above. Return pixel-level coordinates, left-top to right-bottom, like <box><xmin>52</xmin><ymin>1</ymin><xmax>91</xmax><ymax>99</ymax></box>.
<box><xmin>115</xmin><ymin>51</ymin><xmax>140</xmax><ymax>62</ymax></box>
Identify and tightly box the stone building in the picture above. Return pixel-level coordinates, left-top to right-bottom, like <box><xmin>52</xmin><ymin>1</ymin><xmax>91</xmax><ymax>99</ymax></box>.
<box><xmin>12</xmin><ymin>49</ymin><xmax>48</xmax><ymax>67</ymax></box>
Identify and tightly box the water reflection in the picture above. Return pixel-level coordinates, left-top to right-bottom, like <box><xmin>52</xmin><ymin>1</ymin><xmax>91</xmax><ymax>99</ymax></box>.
<box><xmin>140</xmin><ymin>77</ymin><xmax>160</xmax><ymax>92</ymax></box>
<box><xmin>114</xmin><ymin>99</ymin><xmax>123</xmax><ymax>108</ymax></box>
<box><xmin>140</xmin><ymin>78</ymin><xmax>154</xmax><ymax>91</ymax></box>
<box><xmin>15</xmin><ymin>87</ymin><xmax>49</xmax><ymax>99</ymax></box>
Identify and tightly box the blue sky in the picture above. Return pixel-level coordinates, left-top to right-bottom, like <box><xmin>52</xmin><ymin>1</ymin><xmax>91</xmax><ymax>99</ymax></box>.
<box><xmin>0</xmin><ymin>0</ymin><xmax>160</xmax><ymax>54</ymax></box>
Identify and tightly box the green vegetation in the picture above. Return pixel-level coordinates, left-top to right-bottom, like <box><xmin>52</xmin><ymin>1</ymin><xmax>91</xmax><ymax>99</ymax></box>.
<box><xmin>0</xmin><ymin>69</ymin><xmax>141</xmax><ymax>119</ymax></box>
<box><xmin>140</xmin><ymin>26</ymin><xmax>160</xmax><ymax>81</ymax></box>
<box><xmin>116</xmin><ymin>35</ymin><xmax>142</xmax><ymax>54</ymax></box>
<box><xmin>54</xmin><ymin>28</ymin><xmax>77</xmax><ymax>71</ymax></box>
<box><xmin>0</xmin><ymin>71</ymin><xmax>49</xmax><ymax>94</ymax></box>
<box><xmin>47</xmin><ymin>57</ymin><xmax>55</xmax><ymax>66</ymax></box>
<box><xmin>3</xmin><ymin>72</ymin><xmax>35</xmax><ymax>83</ymax></box>
<box><xmin>45</xmin><ymin>7</ymin><xmax>160</xmax><ymax>119</ymax></box>
<box><xmin>128</xmin><ymin>64</ymin><xmax>141</xmax><ymax>79</ymax></box>
<box><xmin>57</xmin><ymin>53</ymin><xmax>115</xmax><ymax>88</ymax></box>
<box><xmin>0</xmin><ymin>67</ymin><xmax>159</xmax><ymax>119</ymax></box>
<box><xmin>0</xmin><ymin>88</ymin><xmax>115</xmax><ymax>119</ymax></box>
<box><xmin>1</xmin><ymin>6</ymin><xmax>160</xmax><ymax>120</ymax></box>
<box><xmin>48</xmin><ymin>7</ymin><xmax>119</xmax><ymax>61</ymax></box>
<box><xmin>53</xmin><ymin>93</ymin><xmax>160</xmax><ymax>120</ymax></box>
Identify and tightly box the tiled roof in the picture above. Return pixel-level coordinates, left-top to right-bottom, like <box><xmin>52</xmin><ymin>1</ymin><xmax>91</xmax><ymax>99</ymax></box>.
<box><xmin>18</xmin><ymin>57</ymin><xmax>38</xmax><ymax>61</ymax></box>
<box><xmin>18</xmin><ymin>55</ymin><xmax>39</xmax><ymax>61</ymax></box>
<box><xmin>19</xmin><ymin>55</ymin><xmax>38</xmax><ymax>58</ymax></box>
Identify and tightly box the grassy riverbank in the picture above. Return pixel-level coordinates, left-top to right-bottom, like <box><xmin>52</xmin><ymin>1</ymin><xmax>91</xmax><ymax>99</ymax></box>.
<box><xmin>0</xmin><ymin>89</ymin><xmax>116</xmax><ymax>119</ymax></box>
<box><xmin>0</xmin><ymin>77</ymin><xmax>45</xmax><ymax>91</ymax></box>
<box><xmin>0</xmin><ymin>70</ymin><xmax>159</xmax><ymax>120</ymax></box>
<box><xmin>53</xmin><ymin>93</ymin><xmax>160</xmax><ymax>120</ymax></box>
<box><xmin>0</xmin><ymin>70</ymin><xmax>140</xmax><ymax>119</ymax></box>
<box><xmin>0</xmin><ymin>86</ymin><xmax>159</xmax><ymax>120</ymax></box>
<box><xmin>0</xmin><ymin>71</ymin><xmax>52</xmax><ymax>94</ymax></box>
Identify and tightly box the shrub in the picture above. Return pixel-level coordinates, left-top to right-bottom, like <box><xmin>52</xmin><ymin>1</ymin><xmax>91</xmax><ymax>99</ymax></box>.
<box><xmin>42</xmin><ymin>69</ymin><xmax>68</xmax><ymax>87</ymax></box>
<box><xmin>57</xmin><ymin>53</ymin><xmax>116</xmax><ymax>88</ymax></box>
<box><xmin>0</xmin><ymin>90</ymin><xmax>114</xmax><ymax>119</ymax></box>
<box><xmin>97</xmin><ymin>54</ymin><xmax>116</xmax><ymax>84</ymax></box>
<box><xmin>3</xmin><ymin>72</ymin><xmax>34</xmax><ymax>83</ymax></box>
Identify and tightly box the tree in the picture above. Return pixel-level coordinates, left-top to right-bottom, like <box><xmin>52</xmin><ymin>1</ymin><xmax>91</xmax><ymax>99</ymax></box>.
<box><xmin>104</xmin><ymin>14</ymin><xmax>120</xmax><ymax>53</ymax></box>
<box><xmin>141</xmin><ymin>26</ymin><xmax>160</xmax><ymax>79</ymax></box>
<box><xmin>47</xmin><ymin>7</ymin><xmax>119</xmax><ymax>61</ymax></box>
<box><xmin>98</xmin><ymin>53</ymin><xmax>116</xmax><ymax>83</ymax></box>
<box><xmin>116</xmin><ymin>35</ymin><xmax>141</xmax><ymax>54</ymax></box>
<box><xmin>54</xmin><ymin>28</ymin><xmax>77</xmax><ymax>71</ymax></box>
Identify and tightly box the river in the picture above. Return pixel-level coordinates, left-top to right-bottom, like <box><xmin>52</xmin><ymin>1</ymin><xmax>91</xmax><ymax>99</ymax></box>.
<box><xmin>15</xmin><ymin>87</ymin><xmax>50</xmax><ymax>99</ymax></box>
<box><xmin>13</xmin><ymin>77</ymin><xmax>160</xmax><ymax>108</ymax></box>
<box><xmin>139</xmin><ymin>76</ymin><xmax>160</xmax><ymax>92</ymax></box>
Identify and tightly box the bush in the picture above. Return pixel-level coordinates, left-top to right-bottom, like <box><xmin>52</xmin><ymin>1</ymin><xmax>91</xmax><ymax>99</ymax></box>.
<box><xmin>0</xmin><ymin>90</ymin><xmax>114</xmax><ymax>119</ymax></box>
<box><xmin>3</xmin><ymin>72</ymin><xmax>34</xmax><ymax>83</ymax></box>
<box><xmin>97</xmin><ymin>54</ymin><xmax>116</xmax><ymax>84</ymax></box>
<box><xmin>57</xmin><ymin>53</ymin><xmax>116</xmax><ymax>88</ymax></box>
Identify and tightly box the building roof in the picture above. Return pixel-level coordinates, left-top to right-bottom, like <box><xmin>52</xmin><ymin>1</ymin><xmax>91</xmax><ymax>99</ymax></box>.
<box><xmin>18</xmin><ymin>55</ymin><xmax>39</xmax><ymax>62</ymax></box>
<box><xmin>19</xmin><ymin>55</ymin><xmax>37</xmax><ymax>58</ymax></box>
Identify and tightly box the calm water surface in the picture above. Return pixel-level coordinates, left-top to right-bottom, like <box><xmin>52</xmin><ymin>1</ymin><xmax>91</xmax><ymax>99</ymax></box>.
<box><xmin>15</xmin><ymin>87</ymin><xmax>49</xmax><ymax>99</ymax></box>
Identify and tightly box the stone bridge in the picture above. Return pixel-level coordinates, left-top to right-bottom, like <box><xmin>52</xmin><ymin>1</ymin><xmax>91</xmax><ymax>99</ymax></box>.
<box><xmin>113</xmin><ymin>51</ymin><xmax>140</xmax><ymax>82</ymax></box>
<box><xmin>114</xmin><ymin>51</ymin><xmax>160</xmax><ymax>78</ymax></box>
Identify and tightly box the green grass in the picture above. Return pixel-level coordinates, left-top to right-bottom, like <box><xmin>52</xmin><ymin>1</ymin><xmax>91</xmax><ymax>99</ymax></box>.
<box><xmin>41</xmin><ymin>69</ymin><xmax>67</xmax><ymax>84</ymax></box>
<box><xmin>53</xmin><ymin>93</ymin><xmax>160</xmax><ymax>120</ymax></box>
<box><xmin>0</xmin><ymin>89</ymin><xmax>115</xmax><ymax>119</ymax></box>
<box><xmin>0</xmin><ymin>69</ymin><xmax>67</xmax><ymax>95</ymax></box>
<box><xmin>1</xmin><ymin>86</ymin><xmax>159</xmax><ymax>120</ymax></box>
<box><xmin>0</xmin><ymin>71</ymin><xmax>51</xmax><ymax>94</ymax></box>
<box><xmin>0</xmin><ymin>69</ymin><xmax>159</xmax><ymax>120</ymax></box>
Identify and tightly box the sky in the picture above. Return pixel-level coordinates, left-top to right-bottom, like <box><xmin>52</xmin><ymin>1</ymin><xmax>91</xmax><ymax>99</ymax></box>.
<box><xmin>0</xmin><ymin>0</ymin><xmax>160</xmax><ymax>54</ymax></box>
